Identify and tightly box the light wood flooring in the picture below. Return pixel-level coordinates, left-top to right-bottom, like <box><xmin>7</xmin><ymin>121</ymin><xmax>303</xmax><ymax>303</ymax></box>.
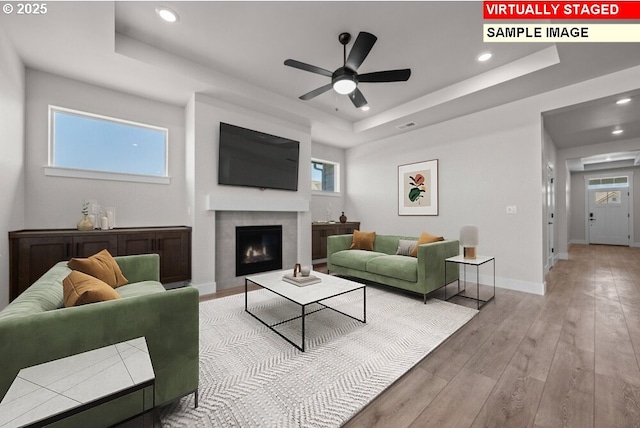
<box><xmin>344</xmin><ymin>244</ymin><xmax>640</xmax><ymax>428</ymax></box>
<box><xmin>124</xmin><ymin>244</ymin><xmax>640</xmax><ymax>427</ymax></box>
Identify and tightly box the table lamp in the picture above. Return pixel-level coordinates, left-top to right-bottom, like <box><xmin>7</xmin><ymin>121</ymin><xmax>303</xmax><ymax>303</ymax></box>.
<box><xmin>460</xmin><ymin>225</ymin><xmax>479</xmax><ymax>259</ymax></box>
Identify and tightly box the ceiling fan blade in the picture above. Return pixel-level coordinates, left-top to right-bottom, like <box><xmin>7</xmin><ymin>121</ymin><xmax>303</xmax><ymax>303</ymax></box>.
<box><xmin>284</xmin><ymin>59</ymin><xmax>333</xmax><ymax>77</ymax></box>
<box><xmin>349</xmin><ymin>88</ymin><xmax>368</xmax><ymax>108</ymax></box>
<box><xmin>299</xmin><ymin>83</ymin><xmax>333</xmax><ymax>100</ymax></box>
<box><xmin>345</xmin><ymin>32</ymin><xmax>377</xmax><ymax>71</ymax></box>
<box><xmin>358</xmin><ymin>69</ymin><xmax>412</xmax><ymax>83</ymax></box>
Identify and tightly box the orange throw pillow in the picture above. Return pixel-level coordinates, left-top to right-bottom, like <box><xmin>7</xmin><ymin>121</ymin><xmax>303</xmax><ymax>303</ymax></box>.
<box><xmin>67</xmin><ymin>249</ymin><xmax>128</xmax><ymax>288</ymax></box>
<box><xmin>63</xmin><ymin>271</ymin><xmax>120</xmax><ymax>307</ymax></box>
<box><xmin>410</xmin><ymin>232</ymin><xmax>444</xmax><ymax>257</ymax></box>
<box><xmin>350</xmin><ymin>230</ymin><xmax>376</xmax><ymax>251</ymax></box>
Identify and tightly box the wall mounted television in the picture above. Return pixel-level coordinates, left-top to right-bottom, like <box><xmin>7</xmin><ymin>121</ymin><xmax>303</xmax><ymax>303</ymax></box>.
<box><xmin>218</xmin><ymin>122</ymin><xmax>300</xmax><ymax>191</ymax></box>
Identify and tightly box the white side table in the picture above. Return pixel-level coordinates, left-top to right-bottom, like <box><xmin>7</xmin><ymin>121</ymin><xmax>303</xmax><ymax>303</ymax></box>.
<box><xmin>444</xmin><ymin>255</ymin><xmax>495</xmax><ymax>309</ymax></box>
<box><xmin>0</xmin><ymin>337</ymin><xmax>155</xmax><ymax>428</ymax></box>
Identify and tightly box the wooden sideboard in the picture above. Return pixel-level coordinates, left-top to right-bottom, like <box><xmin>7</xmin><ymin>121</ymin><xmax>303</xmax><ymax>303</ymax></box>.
<box><xmin>8</xmin><ymin>226</ymin><xmax>192</xmax><ymax>302</ymax></box>
<box><xmin>311</xmin><ymin>222</ymin><xmax>360</xmax><ymax>260</ymax></box>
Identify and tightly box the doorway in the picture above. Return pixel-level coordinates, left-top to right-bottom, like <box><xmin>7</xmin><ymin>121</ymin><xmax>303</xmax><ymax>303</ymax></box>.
<box><xmin>585</xmin><ymin>174</ymin><xmax>633</xmax><ymax>246</ymax></box>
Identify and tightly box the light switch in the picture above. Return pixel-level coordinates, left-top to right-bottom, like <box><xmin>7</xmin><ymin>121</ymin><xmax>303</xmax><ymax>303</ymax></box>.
<box><xmin>506</xmin><ymin>206</ymin><xmax>517</xmax><ymax>214</ymax></box>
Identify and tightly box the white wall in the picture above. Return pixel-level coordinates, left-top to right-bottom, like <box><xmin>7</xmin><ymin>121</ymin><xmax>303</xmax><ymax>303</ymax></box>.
<box><xmin>24</xmin><ymin>69</ymin><xmax>188</xmax><ymax>229</ymax></box>
<box><xmin>0</xmin><ymin>28</ymin><xmax>25</xmax><ymax>309</ymax></box>
<box><xmin>570</xmin><ymin>165</ymin><xmax>640</xmax><ymax>246</ymax></box>
<box><xmin>346</xmin><ymin>101</ymin><xmax>545</xmax><ymax>294</ymax></box>
<box><xmin>189</xmin><ymin>94</ymin><xmax>312</xmax><ymax>293</ymax></box>
<box><xmin>345</xmin><ymin>64</ymin><xmax>640</xmax><ymax>295</ymax></box>
<box><xmin>310</xmin><ymin>142</ymin><xmax>346</xmax><ymax>222</ymax></box>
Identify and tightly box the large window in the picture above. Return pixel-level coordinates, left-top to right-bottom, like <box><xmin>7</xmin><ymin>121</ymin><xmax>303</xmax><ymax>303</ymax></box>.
<box><xmin>47</xmin><ymin>106</ymin><xmax>169</xmax><ymax>183</ymax></box>
<box><xmin>312</xmin><ymin>159</ymin><xmax>340</xmax><ymax>193</ymax></box>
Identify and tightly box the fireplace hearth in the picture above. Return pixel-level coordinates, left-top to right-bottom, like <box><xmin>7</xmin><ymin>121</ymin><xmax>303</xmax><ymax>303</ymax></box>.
<box><xmin>236</xmin><ymin>225</ymin><xmax>283</xmax><ymax>276</ymax></box>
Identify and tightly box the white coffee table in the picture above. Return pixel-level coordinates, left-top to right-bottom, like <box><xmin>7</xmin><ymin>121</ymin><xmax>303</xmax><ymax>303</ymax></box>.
<box><xmin>245</xmin><ymin>270</ymin><xmax>366</xmax><ymax>351</ymax></box>
<box><xmin>0</xmin><ymin>337</ymin><xmax>155</xmax><ymax>428</ymax></box>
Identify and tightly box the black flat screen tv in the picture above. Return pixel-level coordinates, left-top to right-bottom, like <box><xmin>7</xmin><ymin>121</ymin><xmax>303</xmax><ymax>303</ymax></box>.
<box><xmin>218</xmin><ymin>122</ymin><xmax>300</xmax><ymax>191</ymax></box>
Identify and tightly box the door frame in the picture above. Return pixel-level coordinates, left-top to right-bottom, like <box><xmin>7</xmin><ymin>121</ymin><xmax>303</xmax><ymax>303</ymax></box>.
<box><xmin>545</xmin><ymin>163</ymin><xmax>555</xmax><ymax>272</ymax></box>
<box><xmin>584</xmin><ymin>170</ymin><xmax>634</xmax><ymax>246</ymax></box>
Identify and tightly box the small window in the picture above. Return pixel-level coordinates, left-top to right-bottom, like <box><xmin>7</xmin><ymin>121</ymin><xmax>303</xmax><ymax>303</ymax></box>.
<box><xmin>48</xmin><ymin>106</ymin><xmax>169</xmax><ymax>183</ymax></box>
<box><xmin>595</xmin><ymin>191</ymin><xmax>622</xmax><ymax>205</ymax></box>
<box><xmin>312</xmin><ymin>159</ymin><xmax>340</xmax><ymax>193</ymax></box>
<box><xmin>588</xmin><ymin>176</ymin><xmax>628</xmax><ymax>189</ymax></box>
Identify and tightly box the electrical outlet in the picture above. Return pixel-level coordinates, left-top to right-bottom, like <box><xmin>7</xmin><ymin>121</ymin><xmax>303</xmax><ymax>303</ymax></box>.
<box><xmin>506</xmin><ymin>206</ymin><xmax>517</xmax><ymax>214</ymax></box>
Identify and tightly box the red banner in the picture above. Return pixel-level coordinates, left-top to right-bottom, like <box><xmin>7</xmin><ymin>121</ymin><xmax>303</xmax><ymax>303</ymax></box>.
<box><xmin>484</xmin><ymin>1</ymin><xmax>640</xmax><ymax>19</ymax></box>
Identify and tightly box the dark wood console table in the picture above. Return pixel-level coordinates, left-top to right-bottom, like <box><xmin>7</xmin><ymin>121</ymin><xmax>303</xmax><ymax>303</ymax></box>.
<box><xmin>311</xmin><ymin>222</ymin><xmax>360</xmax><ymax>260</ymax></box>
<box><xmin>8</xmin><ymin>226</ymin><xmax>191</xmax><ymax>302</ymax></box>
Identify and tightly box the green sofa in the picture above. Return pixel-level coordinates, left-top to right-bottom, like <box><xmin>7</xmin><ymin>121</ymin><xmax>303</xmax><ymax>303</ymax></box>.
<box><xmin>327</xmin><ymin>234</ymin><xmax>460</xmax><ymax>302</ymax></box>
<box><xmin>0</xmin><ymin>254</ymin><xmax>199</xmax><ymax>427</ymax></box>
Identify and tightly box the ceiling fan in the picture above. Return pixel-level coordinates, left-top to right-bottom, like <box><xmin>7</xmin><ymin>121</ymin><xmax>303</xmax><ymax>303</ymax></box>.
<box><xmin>284</xmin><ymin>31</ymin><xmax>411</xmax><ymax>109</ymax></box>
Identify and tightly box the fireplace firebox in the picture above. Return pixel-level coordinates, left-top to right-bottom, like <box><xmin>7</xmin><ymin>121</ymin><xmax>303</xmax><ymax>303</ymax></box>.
<box><xmin>236</xmin><ymin>225</ymin><xmax>283</xmax><ymax>276</ymax></box>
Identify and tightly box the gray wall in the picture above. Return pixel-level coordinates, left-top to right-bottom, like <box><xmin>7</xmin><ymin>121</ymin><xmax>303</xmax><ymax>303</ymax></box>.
<box><xmin>24</xmin><ymin>69</ymin><xmax>188</xmax><ymax>229</ymax></box>
<box><xmin>0</xmin><ymin>28</ymin><xmax>25</xmax><ymax>309</ymax></box>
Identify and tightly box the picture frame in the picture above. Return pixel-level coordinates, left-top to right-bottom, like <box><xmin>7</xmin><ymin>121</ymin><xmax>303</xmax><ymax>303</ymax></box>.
<box><xmin>398</xmin><ymin>159</ymin><xmax>439</xmax><ymax>216</ymax></box>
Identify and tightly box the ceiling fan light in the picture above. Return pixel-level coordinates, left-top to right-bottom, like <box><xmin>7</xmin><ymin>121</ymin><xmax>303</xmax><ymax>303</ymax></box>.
<box><xmin>616</xmin><ymin>98</ymin><xmax>631</xmax><ymax>105</ymax></box>
<box><xmin>612</xmin><ymin>129</ymin><xmax>624</xmax><ymax>135</ymax></box>
<box><xmin>333</xmin><ymin>78</ymin><xmax>357</xmax><ymax>95</ymax></box>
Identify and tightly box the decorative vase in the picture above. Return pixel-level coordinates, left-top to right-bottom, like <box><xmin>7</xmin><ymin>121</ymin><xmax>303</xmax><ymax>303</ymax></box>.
<box><xmin>339</xmin><ymin>212</ymin><xmax>347</xmax><ymax>223</ymax></box>
<box><xmin>77</xmin><ymin>215</ymin><xmax>93</xmax><ymax>231</ymax></box>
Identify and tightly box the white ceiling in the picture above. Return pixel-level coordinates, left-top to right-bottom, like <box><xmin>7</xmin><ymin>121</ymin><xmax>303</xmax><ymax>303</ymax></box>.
<box><xmin>2</xmin><ymin>1</ymin><xmax>640</xmax><ymax>152</ymax></box>
<box><xmin>543</xmin><ymin>88</ymin><xmax>640</xmax><ymax>171</ymax></box>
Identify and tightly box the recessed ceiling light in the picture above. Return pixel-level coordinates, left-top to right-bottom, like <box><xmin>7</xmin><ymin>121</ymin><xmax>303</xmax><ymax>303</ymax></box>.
<box><xmin>612</xmin><ymin>129</ymin><xmax>624</xmax><ymax>135</ymax></box>
<box><xmin>156</xmin><ymin>7</ymin><xmax>179</xmax><ymax>23</ymax></box>
<box><xmin>616</xmin><ymin>98</ymin><xmax>631</xmax><ymax>105</ymax></box>
<box><xmin>361</xmin><ymin>105</ymin><xmax>370</xmax><ymax>112</ymax></box>
<box><xmin>476</xmin><ymin>52</ymin><xmax>492</xmax><ymax>62</ymax></box>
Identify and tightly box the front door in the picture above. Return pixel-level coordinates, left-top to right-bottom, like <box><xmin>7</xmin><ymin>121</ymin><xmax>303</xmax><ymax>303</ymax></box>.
<box><xmin>588</xmin><ymin>180</ymin><xmax>630</xmax><ymax>246</ymax></box>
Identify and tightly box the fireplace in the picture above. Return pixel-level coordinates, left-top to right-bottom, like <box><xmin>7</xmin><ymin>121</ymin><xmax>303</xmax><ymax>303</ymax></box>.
<box><xmin>236</xmin><ymin>225</ymin><xmax>283</xmax><ymax>276</ymax></box>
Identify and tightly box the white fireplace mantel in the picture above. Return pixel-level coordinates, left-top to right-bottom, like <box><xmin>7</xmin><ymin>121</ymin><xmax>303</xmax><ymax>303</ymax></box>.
<box><xmin>207</xmin><ymin>194</ymin><xmax>309</xmax><ymax>212</ymax></box>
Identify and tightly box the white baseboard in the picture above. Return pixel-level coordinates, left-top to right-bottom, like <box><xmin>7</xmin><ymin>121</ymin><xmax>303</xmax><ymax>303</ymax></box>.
<box><xmin>569</xmin><ymin>240</ymin><xmax>588</xmax><ymax>245</ymax></box>
<box><xmin>557</xmin><ymin>252</ymin><xmax>569</xmax><ymax>260</ymax></box>
<box><xmin>192</xmin><ymin>281</ymin><xmax>217</xmax><ymax>296</ymax></box>
<box><xmin>632</xmin><ymin>242</ymin><xmax>640</xmax><ymax>248</ymax></box>
<box><xmin>462</xmin><ymin>273</ymin><xmax>545</xmax><ymax>296</ymax></box>
<box><xmin>495</xmin><ymin>277</ymin><xmax>546</xmax><ymax>296</ymax></box>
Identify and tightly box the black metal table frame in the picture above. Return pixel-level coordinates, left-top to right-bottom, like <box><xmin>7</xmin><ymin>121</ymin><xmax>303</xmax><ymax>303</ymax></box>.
<box><xmin>245</xmin><ymin>278</ymin><xmax>366</xmax><ymax>352</ymax></box>
<box><xmin>444</xmin><ymin>257</ymin><xmax>495</xmax><ymax>309</ymax></box>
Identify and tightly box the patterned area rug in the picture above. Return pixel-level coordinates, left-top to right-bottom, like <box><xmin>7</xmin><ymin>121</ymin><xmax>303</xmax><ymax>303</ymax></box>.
<box><xmin>160</xmin><ymin>286</ymin><xmax>477</xmax><ymax>427</ymax></box>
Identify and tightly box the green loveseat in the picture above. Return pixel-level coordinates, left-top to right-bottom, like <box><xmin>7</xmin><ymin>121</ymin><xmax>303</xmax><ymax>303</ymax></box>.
<box><xmin>0</xmin><ymin>254</ymin><xmax>199</xmax><ymax>427</ymax></box>
<box><xmin>327</xmin><ymin>234</ymin><xmax>460</xmax><ymax>302</ymax></box>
